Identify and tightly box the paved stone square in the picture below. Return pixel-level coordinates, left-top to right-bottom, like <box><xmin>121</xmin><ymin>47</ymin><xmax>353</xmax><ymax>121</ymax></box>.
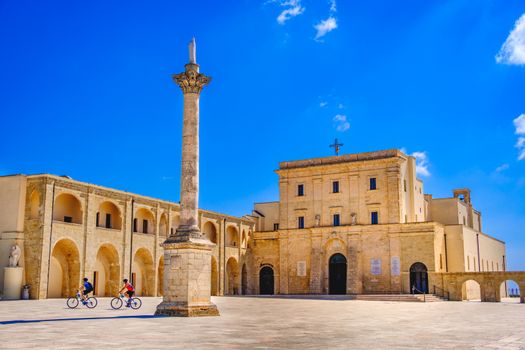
<box><xmin>0</xmin><ymin>296</ymin><xmax>524</xmax><ymax>349</ymax></box>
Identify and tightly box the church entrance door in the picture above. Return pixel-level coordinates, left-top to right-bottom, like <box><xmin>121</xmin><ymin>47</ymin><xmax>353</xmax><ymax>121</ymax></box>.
<box><xmin>329</xmin><ymin>253</ymin><xmax>347</xmax><ymax>295</ymax></box>
<box><xmin>259</xmin><ymin>266</ymin><xmax>274</xmax><ymax>295</ymax></box>
<box><xmin>410</xmin><ymin>262</ymin><xmax>428</xmax><ymax>293</ymax></box>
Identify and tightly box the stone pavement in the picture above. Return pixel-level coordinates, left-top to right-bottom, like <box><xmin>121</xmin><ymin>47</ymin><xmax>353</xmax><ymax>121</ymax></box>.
<box><xmin>0</xmin><ymin>296</ymin><xmax>524</xmax><ymax>349</ymax></box>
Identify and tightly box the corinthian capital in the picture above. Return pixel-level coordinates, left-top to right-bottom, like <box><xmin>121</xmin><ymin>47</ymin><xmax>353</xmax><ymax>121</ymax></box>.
<box><xmin>173</xmin><ymin>64</ymin><xmax>211</xmax><ymax>94</ymax></box>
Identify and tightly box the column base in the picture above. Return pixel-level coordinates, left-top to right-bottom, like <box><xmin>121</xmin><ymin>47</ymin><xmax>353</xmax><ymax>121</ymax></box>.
<box><xmin>155</xmin><ymin>301</ymin><xmax>219</xmax><ymax>317</ymax></box>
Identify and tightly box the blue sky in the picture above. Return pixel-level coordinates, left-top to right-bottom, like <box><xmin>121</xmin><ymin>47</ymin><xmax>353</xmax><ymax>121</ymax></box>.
<box><xmin>1</xmin><ymin>1</ymin><xmax>524</xmax><ymax>269</ymax></box>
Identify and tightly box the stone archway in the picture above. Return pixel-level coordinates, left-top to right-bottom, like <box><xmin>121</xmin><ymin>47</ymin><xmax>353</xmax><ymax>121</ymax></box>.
<box><xmin>203</xmin><ymin>221</ymin><xmax>218</xmax><ymax>244</ymax></box>
<box><xmin>259</xmin><ymin>266</ymin><xmax>274</xmax><ymax>295</ymax></box>
<box><xmin>499</xmin><ymin>279</ymin><xmax>520</xmax><ymax>303</ymax></box>
<box><xmin>211</xmin><ymin>256</ymin><xmax>219</xmax><ymax>296</ymax></box>
<box><xmin>94</xmin><ymin>244</ymin><xmax>120</xmax><ymax>296</ymax></box>
<box><xmin>133</xmin><ymin>248</ymin><xmax>155</xmax><ymax>296</ymax></box>
<box><xmin>329</xmin><ymin>253</ymin><xmax>347</xmax><ymax>295</ymax></box>
<box><xmin>461</xmin><ymin>279</ymin><xmax>481</xmax><ymax>301</ymax></box>
<box><xmin>157</xmin><ymin>256</ymin><xmax>164</xmax><ymax>297</ymax></box>
<box><xmin>241</xmin><ymin>264</ymin><xmax>248</xmax><ymax>295</ymax></box>
<box><xmin>48</xmin><ymin>239</ymin><xmax>81</xmax><ymax>298</ymax></box>
<box><xmin>410</xmin><ymin>262</ymin><xmax>428</xmax><ymax>294</ymax></box>
<box><xmin>226</xmin><ymin>257</ymin><xmax>239</xmax><ymax>295</ymax></box>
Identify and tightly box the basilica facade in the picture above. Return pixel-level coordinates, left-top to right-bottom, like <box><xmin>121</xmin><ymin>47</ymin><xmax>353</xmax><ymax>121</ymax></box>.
<box><xmin>0</xmin><ymin>149</ymin><xmax>518</xmax><ymax>301</ymax></box>
<box><xmin>249</xmin><ymin>149</ymin><xmax>506</xmax><ymax>298</ymax></box>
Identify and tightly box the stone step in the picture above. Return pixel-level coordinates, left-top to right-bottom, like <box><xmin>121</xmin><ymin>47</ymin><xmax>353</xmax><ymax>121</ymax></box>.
<box><xmin>356</xmin><ymin>294</ymin><xmax>446</xmax><ymax>302</ymax></box>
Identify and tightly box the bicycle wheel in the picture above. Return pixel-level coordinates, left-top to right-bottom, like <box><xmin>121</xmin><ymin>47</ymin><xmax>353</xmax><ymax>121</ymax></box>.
<box><xmin>130</xmin><ymin>297</ymin><xmax>142</xmax><ymax>309</ymax></box>
<box><xmin>66</xmin><ymin>297</ymin><xmax>79</xmax><ymax>309</ymax></box>
<box><xmin>110</xmin><ymin>297</ymin><xmax>123</xmax><ymax>309</ymax></box>
<box><xmin>85</xmin><ymin>297</ymin><xmax>98</xmax><ymax>308</ymax></box>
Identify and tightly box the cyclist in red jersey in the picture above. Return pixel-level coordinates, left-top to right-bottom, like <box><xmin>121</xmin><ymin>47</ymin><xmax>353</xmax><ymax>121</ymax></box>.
<box><xmin>118</xmin><ymin>279</ymin><xmax>135</xmax><ymax>307</ymax></box>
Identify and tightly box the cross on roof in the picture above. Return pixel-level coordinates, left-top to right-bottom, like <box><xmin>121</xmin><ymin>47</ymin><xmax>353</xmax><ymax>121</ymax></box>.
<box><xmin>329</xmin><ymin>138</ymin><xmax>344</xmax><ymax>156</ymax></box>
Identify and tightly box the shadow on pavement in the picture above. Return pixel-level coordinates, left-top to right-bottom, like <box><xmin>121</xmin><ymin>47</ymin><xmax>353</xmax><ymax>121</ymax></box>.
<box><xmin>0</xmin><ymin>314</ymin><xmax>162</xmax><ymax>325</ymax></box>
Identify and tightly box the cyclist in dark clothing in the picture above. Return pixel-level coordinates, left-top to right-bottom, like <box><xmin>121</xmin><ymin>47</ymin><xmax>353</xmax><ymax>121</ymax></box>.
<box><xmin>80</xmin><ymin>277</ymin><xmax>94</xmax><ymax>304</ymax></box>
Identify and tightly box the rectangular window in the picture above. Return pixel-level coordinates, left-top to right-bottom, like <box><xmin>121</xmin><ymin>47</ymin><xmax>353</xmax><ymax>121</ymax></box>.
<box><xmin>96</xmin><ymin>212</ymin><xmax>100</xmax><ymax>227</ymax></box>
<box><xmin>333</xmin><ymin>214</ymin><xmax>340</xmax><ymax>226</ymax></box>
<box><xmin>64</xmin><ymin>216</ymin><xmax>72</xmax><ymax>223</ymax></box>
<box><xmin>370</xmin><ymin>178</ymin><xmax>377</xmax><ymax>190</ymax></box>
<box><xmin>273</xmin><ymin>223</ymin><xmax>279</xmax><ymax>231</ymax></box>
<box><xmin>105</xmin><ymin>213</ymin><xmax>111</xmax><ymax>229</ymax></box>
<box><xmin>371</xmin><ymin>211</ymin><xmax>379</xmax><ymax>225</ymax></box>
<box><xmin>170</xmin><ymin>228</ymin><xmax>174</xmax><ymax>235</ymax></box>
<box><xmin>440</xmin><ymin>254</ymin><xmax>443</xmax><ymax>269</ymax></box>
<box><xmin>133</xmin><ymin>218</ymin><xmax>138</xmax><ymax>232</ymax></box>
<box><xmin>332</xmin><ymin>181</ymin><xmax>339</xmax><ymax>193</ymax></box>
<box><xmin>143</xmin><ymin>219</ymin><xmax>148</xmax><ymax>233</ymax></box>
<box><xmin>467</xmin><ymin>256</ymin><xmax>470</xmax><ymax>271</ymax></box>
<box><xmin>404</xmin><ymin>179</ymin><xmax>407</xmax><ymax>192</ymax></box>
<box><xmin>297</xmin><ymin>184</ymin><xmax>304</xmax><ymax>196</ymax></box>
<box><xmin>298</xmin><ymin>216</ymin><xmax>305</xmax><ymax>229</ymax></box>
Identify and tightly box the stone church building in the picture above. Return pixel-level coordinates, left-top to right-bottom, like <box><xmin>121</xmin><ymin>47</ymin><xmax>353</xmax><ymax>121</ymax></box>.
<box><xmin>0</xmin><ymin>149</ymin><xmax>520</xmax><ymax>301</ymax></box>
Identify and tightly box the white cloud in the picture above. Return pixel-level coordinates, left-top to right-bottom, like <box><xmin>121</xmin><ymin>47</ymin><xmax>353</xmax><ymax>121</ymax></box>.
<box><xmin>514</xmin><ymin>114</ymin><xmax>525</xmax><ymax>134</ymax></box>
<box><xmin>338</xmin><ymin>103</ymin><xmax>344</xmax><ymax>109</ymax></box>
<box><xmin>329</xmin><ymin>0</ymin><xmax>336</xmax><ymax>13</ymax></box>
<box><xmin>411</xmin><ymin>151</ymin><xmax>431</xmax><ymax>177</ymax></box>
<box><xmin>320</xmin><ymin>101</ymin><xmax>328</xmax><ymax>107</ymax></box>
<box><xmin>333</xmin><ymin>114</ymin><xmax>350</xmax><ymax>132</ymax></box>
<box><xmin>276</xmin><ymin>0</ymin><xmax>305</xmax><ymax>25</ymax></box>
<box><xmin>517</xmin><ymin>137</ymin><xmax>525</xmax><ymax>161</ymax></box>
<box><xmin>514</xmin><ymin>114</ymin><xmax>525</xmax><ymax>160</ymax></box>
<box><xmin>496</xmin><ymin>13</ymin><xmax>525</xmax><ymax>65</ymax></box>
<box><xmin>495</xmin><ymin>163</ymin><xmax>510</xmax><ymax>173</ymax></box>
<box><xmin>314</xmin><ymin>17</ymin><xmax>337</xmax><ymax>40</ymax></box>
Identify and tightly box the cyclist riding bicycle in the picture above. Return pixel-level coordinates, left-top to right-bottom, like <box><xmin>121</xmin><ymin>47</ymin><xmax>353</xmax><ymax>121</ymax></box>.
<box><xmin>118</xmin><ymin>279</ymin><xmax>135</xmax><ymax>307</ymax></box>
<box><xmin>80</xmin><ymin>277</ymin><xmax>94</xmax><ymax>304</ymax></box>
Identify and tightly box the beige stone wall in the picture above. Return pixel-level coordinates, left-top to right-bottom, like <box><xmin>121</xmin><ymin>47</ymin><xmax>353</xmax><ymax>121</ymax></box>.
<box><xmin>250</xmin><ymin>223</ymin><xmax>444</xmax><ymax>295</ymax></box>
<box><xmin>276</xmin><ymin>151</ymin><xmax>414</xmax><ymax>231</ymax></box>
<box><xmin>0</xmin><ymin>175</ymin><xmax>27</xmax><ymax>294</ymax></box>
<box><xmin>253</xmin><ymin>202</ymin><xmax>280</xmax><ymax>232</ymax></box>
<box><xmin>0</xmin><ymin>174</ymin><xmax>254</xmax><ymax>299</ymax></box>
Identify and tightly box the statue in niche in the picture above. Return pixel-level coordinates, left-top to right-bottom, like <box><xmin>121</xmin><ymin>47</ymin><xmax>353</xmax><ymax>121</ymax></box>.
<box><xmin>350</xmin><ymin>213</ymin><xmax>357</xmax><ymax>225</ymax></box>
<box><xmin>8</xmin><ymin>245</ymin><xmax>21</xmax><ymax>267</ymax></box>
<box><xmin>314</xmin><ymin>214</ymin><xmax>320</xmax><ymax>227</ymax></box>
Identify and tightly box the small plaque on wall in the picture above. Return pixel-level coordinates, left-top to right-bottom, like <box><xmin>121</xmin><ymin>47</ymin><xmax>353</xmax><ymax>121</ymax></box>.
<box><xmin>297</xmin><ymin>261</ymin><xmax>307</xmax><ymax>277</ymax></box>
<box><xmin>371</xmin><ymin>259</ymin><xmax>382</xmax><ymax>275</ymax></box>
<box><xmin>391</xmin><ymin>256</ymin><xmax>400</xmax><ymax>276</ymax></box>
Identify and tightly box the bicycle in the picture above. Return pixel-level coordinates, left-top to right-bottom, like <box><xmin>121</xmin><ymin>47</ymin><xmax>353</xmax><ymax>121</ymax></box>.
<box><xmin>67</xmin><ymin>290</ymin><xmax>98</xmax><ymax>309</ymax></box>
<box><xmin>110</xmin><ymin>293</ymin><xmax>142</xmax><ymax>310</ymax></box>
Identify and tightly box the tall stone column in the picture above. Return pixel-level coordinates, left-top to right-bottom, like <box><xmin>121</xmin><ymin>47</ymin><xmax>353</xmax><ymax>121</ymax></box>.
<box><xmin>155</xmin><ymin>38</ymin><xmax>219</xmax><ymax>317</ymax></box>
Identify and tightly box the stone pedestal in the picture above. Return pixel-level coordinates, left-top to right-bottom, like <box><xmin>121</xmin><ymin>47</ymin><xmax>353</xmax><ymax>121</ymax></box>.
<box><xmin>3</xmin><ymin>267</ymin><xmax>23</xmax><ymax>300</ymax></box>
<box><xmin>155</xmin><ymin>237</ymin><xmax>219</xmax><ymax>317</ymax></box>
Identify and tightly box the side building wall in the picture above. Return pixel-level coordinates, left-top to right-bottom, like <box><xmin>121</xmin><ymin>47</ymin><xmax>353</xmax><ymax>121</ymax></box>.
<box><xmin>0</xmin><ymin>174</ymin><xmax>255</xmax><ymax>299</ymax></box>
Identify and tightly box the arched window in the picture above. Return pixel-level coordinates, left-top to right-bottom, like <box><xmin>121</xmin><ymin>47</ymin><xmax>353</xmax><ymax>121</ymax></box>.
<box><xmin>53</xmin><ymin>193</ymin><xmax>82</xmax><ymax>224</ymax></box>
<box><xmin>134</xmin><ymin>208</ymin><xmax>155</xmax><ymax>234</ymax></box>
<box><xmin>226</xmin><ymin>226</ymin><xmax>239</xmax><ymax>247</ymax></box>
<box><xmin>97</xmin><ymin>201</ymin><xmax>122</xmax><ymax>230</ymax></box>
<box><xmin>202</xmin><ymin>221</ymin><xmax>217</xmax><ymax>243</ymax></box>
